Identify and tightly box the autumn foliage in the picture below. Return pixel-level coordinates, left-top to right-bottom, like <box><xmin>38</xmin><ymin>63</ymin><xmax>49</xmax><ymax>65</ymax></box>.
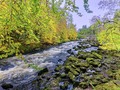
<box><xmin>0</xmin><ymin>0</ymin><xmax>77</xmax><ymax>59</ymax></box>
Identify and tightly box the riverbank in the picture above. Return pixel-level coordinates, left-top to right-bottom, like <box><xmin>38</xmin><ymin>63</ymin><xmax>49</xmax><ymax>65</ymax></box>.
<box><xmin>44</xmin><ymin>39</ymin><xmax>120</xmax><ymax>90</ymax></box>
<box><xmin>0</xmin><ymin>39</ymin><xmax>120</xmax><ymax>90</ymax></box>
<box><xmin>0</xmin><ymin>40</ymin><xmax>79</xmax><ymax>90</ymax></box>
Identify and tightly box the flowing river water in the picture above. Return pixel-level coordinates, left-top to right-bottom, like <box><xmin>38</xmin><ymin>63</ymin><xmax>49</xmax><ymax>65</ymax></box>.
<box><xmin>0</xmin><ymin>39</ymin><xmax>98</xmax><ymax>90</ymax></box>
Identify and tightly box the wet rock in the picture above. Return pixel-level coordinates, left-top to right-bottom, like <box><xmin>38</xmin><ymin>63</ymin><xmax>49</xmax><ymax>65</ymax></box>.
<box><xmin>67</xmin><ymin>84</ymin><xmax>73</xmax><ymax>90</ymax></box>
<box><xmin>74</xmin><ymin>75</ymin><xmax>81</xmax><ymax>83</ymax></box>
<box><xmin>54</xmin><ymin>72</ymin><xmax>61</xmax><ymax>78</ymax></box>
<box><xmin>59</xmin><ymin>82</ymin><xmax>68</xmax><ymax>90</ymax></box>
<box><xmin>87</xmin><ymin>69</ymin><xmax>95</xmax><ymax>74</ymax></box>
<box><xmin>0</xmin><ymin>62</ymin><xmax>14</xmax><ymax>71</ymax></box>
<box><xmin>1</xmin><ymin>83</ymin><xmax>13</xmax><ymax>89</ymax></box>
<box><xmin>67</xmin><ymin>49</ymin><xmax>74</xmax><ymax>54</ymax></box>
<box><xmin>59</xmin><ymin>82</ymin><xmax>64</xmax><ymax>87</ymax></box>
<box><xmin>38</xmin><ymin>68</ymin><xmax>48</xmax><ymax>76</ymax></box>
<box><xmin>73</xmin><ymin>46</ymin><xmax>79</xmax><ymax>51</ymax></box>
<box><xmin>83</xmin><ymin>47</ymin><xmax>98</xmax><ymax>52</ymax></box>
<box><xmin>94</xmin><ymin>67</ymin><xmax>102</xmax><ymax>72</ymax></box>
<box><xmin>77</xmin><ymin>45</ymin><xmax>82</xmax><ymax>49</ymax></box>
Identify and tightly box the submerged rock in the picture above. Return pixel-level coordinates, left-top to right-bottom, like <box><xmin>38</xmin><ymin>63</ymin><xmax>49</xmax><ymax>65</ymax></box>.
<box><xmin>67</xmin><ymin>84</ymin><xmax>73</xmax><ymax>90</ymax></box>
<box><xmin>1</xmin><ymin>83</ymin><xmax>13</xmax><ymax>89</ymax></box>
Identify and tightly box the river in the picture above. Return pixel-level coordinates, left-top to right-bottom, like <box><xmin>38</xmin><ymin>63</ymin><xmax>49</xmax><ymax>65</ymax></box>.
<box><xmin>0</xmin><ymin>40</ymin><xmax>81</xmax><ymax>90</ymax></box>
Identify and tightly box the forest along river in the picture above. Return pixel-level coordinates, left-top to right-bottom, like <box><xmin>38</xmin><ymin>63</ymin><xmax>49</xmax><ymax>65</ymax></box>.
<box><xmin>0</xmin><ymin>39</ymin><xmax>98</xmax><ymax>90</ymax></box>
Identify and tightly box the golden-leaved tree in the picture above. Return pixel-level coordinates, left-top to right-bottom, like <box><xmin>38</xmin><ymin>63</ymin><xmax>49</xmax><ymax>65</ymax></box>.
<box><xmin>0</xmin><ymin>0</ymin><xmax>77</xmax><ymax>59</ymax></box>
<box><xmin>97</xmin><ymin>10</ymin><xmax>120</xmax><ymax>50</ymax></box>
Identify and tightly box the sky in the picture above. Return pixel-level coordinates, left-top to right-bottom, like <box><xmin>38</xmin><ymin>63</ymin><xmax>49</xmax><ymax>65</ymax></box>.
<box><xmin>72</xmin><ymin>0</ymin><xmax>108</xmax><ymax>30</ymax></box>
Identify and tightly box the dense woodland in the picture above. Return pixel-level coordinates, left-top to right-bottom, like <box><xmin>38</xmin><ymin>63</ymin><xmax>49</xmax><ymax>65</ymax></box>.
<box><xmin>0</xmin><ymin>0</ymin><xmax>78</xmax><ymax>59</ymax></box>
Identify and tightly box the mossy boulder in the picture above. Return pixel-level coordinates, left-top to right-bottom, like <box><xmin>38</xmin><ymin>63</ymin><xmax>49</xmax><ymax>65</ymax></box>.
<box><xmin>67</xmin><ymin>56</ymin><xmax>79</xmax><ymax>62</ymax></box>
<box><xmin>55</xmin><ymin>65</ymin><xmax>62</xmax><ymax>72</ymax></box>
<box><xmin>71</xmin><ymin>65</ymin><xmax>81</xmax><ymax>73</ymax></box>
<box><xmin>90</xmin><ymin>79</ymin><xmax>101</xmax><ymax>86</ymax></box>
<box><xmin>86</xmin><ymin>58</ymin><xmax>94</xmax><ymax>62</ymax></box>
<box><xmin>92</xmin><ymin>52</ymin><xmax>102</xmax><ymax>59</ymax></box>
<box><xmin>87</xmin><ymin>59</ymin><xmax>101</xmax><ymax>67</ymax></box>
<box><xmin>95</xmin><ymin>80</ymin><xmax>120</xmax><ymax>90</ymax></box>
<box><xmin>77</xmin><ymin>51</ymin><xmax>102</xmax><ymax>60</ymax></box>
<box><xmin>65</xmin><ymin>66</ymin><xmax>79</xmax><ymax>75</ymax></box>
<box><xmin>60</xmin><ymin>73</ymin><xmax>67</xmax><ymax>78</ymax></box>
<box><xmin>68</xmin><ymin>72</ymin><xmax>75</xmax><ymax>81</ymax></box>
<box><xmin>106</xmin><ymin>70</ymin><xmax>114</xmax><ymax>77</ymax></box>
<box><xmin>91</xmin><ymin>61</ymin><xmax>101</xmax><ymax>67</ymax></box>
<box><xmin>79</xmin><ymin>82</ymin><xmax>89</xmax><ymax>89</ymax></box>
<box><xmin>115</xmin><ymin>69</ymin><xmax>120</xmax><ymax>80</ymax></box>
<box><xmin>79</xmin><ymin>62</ymin><xmax>89</xmax><ymax>67</ymax></box>
<box><xmin>101</xmin><ymin>78</ymin><xmax>109</xmax><ymax>83</ymax></box>
<box><xmin>77</xmin><ymin>51</ymin><xmax>88</xmax><ymax>59</ymax></box>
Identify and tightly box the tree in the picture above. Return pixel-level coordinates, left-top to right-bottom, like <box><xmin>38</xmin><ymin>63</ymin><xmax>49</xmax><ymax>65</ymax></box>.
<box><xmin>0</xmin><ymin>0</ymin><xmax>78</xmax><ymax>59</ymax></box>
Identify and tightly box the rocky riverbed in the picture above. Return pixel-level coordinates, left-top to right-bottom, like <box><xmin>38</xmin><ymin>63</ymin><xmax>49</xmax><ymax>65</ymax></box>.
<box><xmin>0</xmin><ymin>39</ymin><xmax>120</xmax><ymax>90</ymax></box>
<box><xmin>46</xmin><ymin>40</ymin><xmax>120</xmax><ymax>90</ymax></box>
<box><xmin>0</xmin><ymin>41</ymin><xmax>80</xmax><ymax>90</ymax></box>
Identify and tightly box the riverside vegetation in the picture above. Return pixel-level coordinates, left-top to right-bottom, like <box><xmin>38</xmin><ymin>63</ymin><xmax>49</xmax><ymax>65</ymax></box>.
<box><xmin>0</xmin><ymin>0</ymin><xmax>77</xmax><ymax>59</ymax></box>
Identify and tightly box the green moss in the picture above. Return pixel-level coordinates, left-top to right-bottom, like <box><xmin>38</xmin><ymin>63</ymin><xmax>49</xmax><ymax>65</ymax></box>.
<box><xmin>67</xmin><ymin>56</ymin><xmax>79</xmax><ymax>62</ymax></box>
<box><xmin>79</xmin><ymin>82</ymin><xmax>89</xmax><ymax>89</ymax></box>
<box><xmin>68</xmin><ymin>72</ymin><xmax>75</xmax><ymax>81</ymax></box>
<box><xmin>55</xmin><ymin>65</ymin><xmax>62</xmax><ymax>72</ymax></box>
<box><xmin>90</xmin><ymin>79</ymin><xmax>101</xmax><ymax>86</ymax></box>
<box><xmin>95</xmin><ymin>74</ymin><xmax>104</xmax><ymax>80</ymax></box>
<box><xmin>106</xmin><ymin>70</ymin><xmax>114</xmax><ymax>77</ymax></box>
<box><xmin>95</xmin><ymin>81</ymin><xmax>120</xmax><ymax>90</ymax></box>
<box><xmin>92</xmin><ymin>52</ymin><xmax>102</xmax><ymax>59</ymax></box>
<box><xmin>86</xmin><ymin>58</ymin><xmax>94</xmax><ymax>62</ymax></box>
<box><xmin>89</xmin><ymin>61</ymin><xmax>101</xmax><ymax>67</ymax></box>
<box><xmin>60</xmin><ymin>73</ymin><xmax>67</xmax><ymax>78</ymax></box>
<box><xmin>79</xmin><ymin>62</ymin><xmax>89</xmax><ymax>67</ymax></box>
<box><xmin>65</xmin><ymin>66</ymin><xmax>79</xmax><ymax>75</ymax></box>
<box><xmin>115</xmin><ymin>70</ymin><xmax>120</xmax><ymax>80</ymax></box>
<box><xmin>29</xmin><ymin>64</ymin><xmax>43</xmax><ymax>71</ymax></box>
<box><xmin>101</xmin><ymin>78</ymin><xmax>109</xmax><ymax>83</ymax></box>
<box><xmin>77</xmin><ymin>51</ymin><xmax>88</xmax><ymax>59</ymax></box>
